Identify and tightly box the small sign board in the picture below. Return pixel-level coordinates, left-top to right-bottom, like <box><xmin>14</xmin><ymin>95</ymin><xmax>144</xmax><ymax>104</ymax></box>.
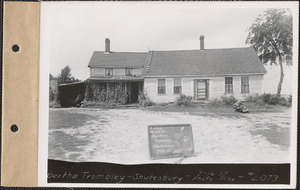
<box><xmin>148</xmin><ymin>124</ymin><xmax>195</xmax><ymax>159</ymax></box>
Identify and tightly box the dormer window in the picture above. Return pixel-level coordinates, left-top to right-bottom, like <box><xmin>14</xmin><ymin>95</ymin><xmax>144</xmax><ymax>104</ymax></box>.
<box><xmin>125</xmin><ymin>68</ymin><xmax>133</xmax><ymax>76</ymax></box>
<box><xmin>105</xmin><ymin>68</ymin><xmax>113</xmax><ymax>76</ymax></box>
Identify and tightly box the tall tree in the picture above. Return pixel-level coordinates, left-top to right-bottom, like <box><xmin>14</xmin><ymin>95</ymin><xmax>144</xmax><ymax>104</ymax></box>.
<box><xmin>57</xmin><ymin>65</ymin><xmax>80</xmax><ymax>84</ymax></box>
<box><xmin>246</xmin><ymin>9</ymin><xmax>293</xmax><ymax>96</ymax></box>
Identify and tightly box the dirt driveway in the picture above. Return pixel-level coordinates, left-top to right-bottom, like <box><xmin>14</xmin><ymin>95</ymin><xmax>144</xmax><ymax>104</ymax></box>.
<box><xmin>48</xmin><ymin>107</ymin><xmax>292</xmax><ymax>164</ymax></box>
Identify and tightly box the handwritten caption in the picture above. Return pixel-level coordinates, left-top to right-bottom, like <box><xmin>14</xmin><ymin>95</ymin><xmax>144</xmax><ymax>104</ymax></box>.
<box><xmin>48</xmin><ymin>170</ymin><xmax>280</xmax><ymax>184</ymax></box>
<box><xmin>148</xmin><ymin>124</ymin><xmax>194</xmax><ymax>158</ymax></box>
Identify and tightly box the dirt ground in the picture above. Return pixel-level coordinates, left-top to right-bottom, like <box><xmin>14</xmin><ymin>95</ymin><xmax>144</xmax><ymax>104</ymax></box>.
<box><xmin>48</xmin><ymin>106</ymin><xmax>292</xmax><ymax>164</ymax></box>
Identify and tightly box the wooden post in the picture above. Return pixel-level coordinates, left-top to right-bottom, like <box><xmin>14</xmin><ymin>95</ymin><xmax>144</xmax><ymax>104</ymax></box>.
<box><xmin>193</xmin><ymin>80</ymin><xmax>197</xmax><ymax>100</ymax></box>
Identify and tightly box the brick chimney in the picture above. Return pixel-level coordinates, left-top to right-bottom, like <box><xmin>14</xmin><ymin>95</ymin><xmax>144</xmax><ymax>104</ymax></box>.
<box><xmin>200</xmin><ymin>35</ymin><xmax>205</xmax><ymax>50</ymax></box>
<box><xmin>105</xmin><ymin>38</ymin><xmax>110</xmax><ymax>53</ymax></box>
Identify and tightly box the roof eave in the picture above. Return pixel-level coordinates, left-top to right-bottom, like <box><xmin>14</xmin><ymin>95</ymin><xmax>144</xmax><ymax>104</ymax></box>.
<box><xmin>144</xmin><ymin>73</ymin><xmax>267</xmax><ymax>78</ymax></box>
<box><xmin>89</xmin><ymin>65</ymin><xmax>144</xmax><ymax>69</ymax></box>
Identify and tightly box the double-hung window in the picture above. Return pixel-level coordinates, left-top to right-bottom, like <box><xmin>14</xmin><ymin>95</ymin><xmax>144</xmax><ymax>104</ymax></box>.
<box><xmin>158</xmin><ymin>79</ymin><xmax>166</xmax><ymax>94</ymax></box>
<box><xmin>174</xmin><ymin>78</ymin><xmax>182</xmax><ymax>94</ymax></box>
<box><xmin>241</xmin><ymin>77</ymin><xmax>250</xmax><ymax>93</ymax></box>
<box><xmin>105</xmin><ymin>68</ymin><xmax>113</xmax><ymax>76</ymax></box>
<box><xmin>225</xmin><ymin>77</ymin><xmax>233</xmax><ymax>93</ymax></box>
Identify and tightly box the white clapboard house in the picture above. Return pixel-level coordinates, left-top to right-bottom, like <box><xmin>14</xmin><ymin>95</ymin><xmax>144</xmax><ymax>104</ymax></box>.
<box><xmin>87</xmin><ymin>37</ymin><xmax>267</xmax><ymax>103</ymax></box>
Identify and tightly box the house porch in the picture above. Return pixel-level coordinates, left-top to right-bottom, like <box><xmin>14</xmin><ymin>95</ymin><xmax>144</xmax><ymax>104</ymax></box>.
<box><xmin>87</xmin><ymin>79</ymin><xmax>144</xmax><ymax>104</ymax></box>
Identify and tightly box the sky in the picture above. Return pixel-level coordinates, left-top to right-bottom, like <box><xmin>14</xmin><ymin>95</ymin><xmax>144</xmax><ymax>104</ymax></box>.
<box><xmin>40</xmin><ymin>1</ymin><xmax>297</xmax><ymax>94</ymax></box>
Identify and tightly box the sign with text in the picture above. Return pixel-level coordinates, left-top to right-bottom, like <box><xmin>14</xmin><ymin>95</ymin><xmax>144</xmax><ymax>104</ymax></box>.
<box><xmin>148</xmin><ymin>124</ymin><xmax>195</xmax><ymax>159</ymax></box>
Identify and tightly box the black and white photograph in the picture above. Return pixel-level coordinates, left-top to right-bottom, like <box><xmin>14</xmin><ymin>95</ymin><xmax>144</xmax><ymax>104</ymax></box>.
<box><xmin>38</xmin><ymin>1</ymin><xmax>298</xmax><ymax>188</ymax></box>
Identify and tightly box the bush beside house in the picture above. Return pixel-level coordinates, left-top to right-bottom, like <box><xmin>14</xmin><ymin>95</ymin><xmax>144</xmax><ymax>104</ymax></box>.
<box><xmin>245</xmin><ymin>93</ymin><xmax>292</xmax><ymax>107</ymax></box>
<box><xmin>207</xmin><ymin>95</ymin><xmax>238</xmax><ymax>107</ymax></box>
<box><xmin>207</xmin><ymin>94</ymin><xmax>291</xmax><ymax>108</ymax></box>
<box><xmin>138</xmin><ymin>92</ymin><xmax>155</xmax><ymax>107</ymax></box>
<box><xmin>173</xmin><ymin>94</ymin><xmax>194</xmax><ymax>106</ymax></box>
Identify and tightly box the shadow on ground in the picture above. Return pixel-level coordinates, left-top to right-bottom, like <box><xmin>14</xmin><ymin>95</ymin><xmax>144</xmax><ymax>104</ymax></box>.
<box><xmin>251</xmin><ymin>124</ymin><xmax>290</xmax><ymax>151</ymax></box>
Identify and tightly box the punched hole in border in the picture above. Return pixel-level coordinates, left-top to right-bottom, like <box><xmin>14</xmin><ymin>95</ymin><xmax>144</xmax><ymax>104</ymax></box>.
<box><xmin>11</xmin><ymin>124</ymin><xmax>18</xmax><ymax>132</ymax></box>
<box><xmin>12</xmin><ymin>44</ymin><xmax>20</xmax><ymax>52</ymax></box>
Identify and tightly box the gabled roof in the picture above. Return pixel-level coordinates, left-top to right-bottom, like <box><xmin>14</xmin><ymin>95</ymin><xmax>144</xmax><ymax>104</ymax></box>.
<box><xmin>88</xmin><ymin>51</ymin><xmax>149</xmax><ymax>68</ymax></box>
<box><xmin>144</xmin><ymin>47</ymin><xmax>267</xmax><ymax>76</ymax></box>
<box><xmin>88</xmin><ymin>47</ymin><xmax>267</xmax><ymax>76</ymax></box>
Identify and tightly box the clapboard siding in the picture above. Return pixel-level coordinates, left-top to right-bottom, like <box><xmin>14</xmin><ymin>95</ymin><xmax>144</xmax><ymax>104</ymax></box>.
<box><xmin>233</xmin><ymin>77</ymin><xmax>241</xmax><ymax>96</ymax></box>
<box><xmin>91</xmin><ymin>68</ymin><xmax>105</xmax><ymax>76</ymax></box>
<box><xmin>210</xmin><ymin>77</ymin><xmax>224</xmax><ymax>98</ymax></box>
<box><xmin>227</xmin><ymin>75</ymin><xmax>264</xmax><ymax>99</ymax></box>
<box><xmin>133</xmin><ymin>68</ymin><xmax>143</xmax><ymax>76</ymax></box>
<box><xmin>144</xmin><ymin>75</ymin><xmax>265</xmax><ymax>103</ymax></box>
<box><xmin>144</xmin><ymin>78</ymin><xmax>157</xmax><ymax>99</ymax></box>
<box><xmin>144</xmin><ymin>78</ymin><xmax>179</xmax><ymax>103</ymax></box>
<box><xmin>182</xmin><ymin>78</ymin><xmax>193</xmax><ymax>96</ymax></box>
<box><xmin>250</xmin><ymin>75</ymin><xmax>264</xmax><ymax>94</ymax></box>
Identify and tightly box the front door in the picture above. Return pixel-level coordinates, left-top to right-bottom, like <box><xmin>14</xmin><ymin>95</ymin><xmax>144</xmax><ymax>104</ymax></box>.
<box><xmin>130</xmin><ymin>82</ymin><xmax>139</xmax><ymax>103</ymax></box>
<box><xmin>194</xmin><ymin>80</ymin><xmax>209</xmax><ymax>100</ymax></box>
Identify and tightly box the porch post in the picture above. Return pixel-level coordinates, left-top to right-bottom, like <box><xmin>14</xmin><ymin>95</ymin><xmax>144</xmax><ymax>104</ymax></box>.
<box><xmin>193</xmin><ymin>80</ymin><xmax>197</xmax><ymax>100</ymax></box>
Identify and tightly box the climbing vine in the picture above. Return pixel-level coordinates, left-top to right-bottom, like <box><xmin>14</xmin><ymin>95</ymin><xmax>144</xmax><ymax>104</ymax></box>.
<box><xmin>84</xmin><ymin>81</ymin><xmax>128</xmax><ymax>105</ymax></box>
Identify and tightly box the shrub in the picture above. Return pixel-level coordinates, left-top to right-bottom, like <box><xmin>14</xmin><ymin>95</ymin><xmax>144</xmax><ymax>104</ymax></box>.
<box><xmin>255</xmin><ymin>99</ymin><xmax>265</xmax><ymax>106</ymax></box>
<box><xmin>245</xmin><ymin>94</ymin><xmax>291</xmax><ymax>107</ymax></box>
<box><xmin>138</xmin><ymin>92</ymin><xmax>146</xmax><ymax>104</ymax></box>
<box><xmin>173</xmin><ymin>94</ymin><xmax>193</xmax><ymax>106</ymax></box>
<box><xmin>142</xmin><ymin>99</ymin><xmax>155</xmax><ymax>107</ymax></box>
<box><xmin>278</xmin><ymin>97</ymin><xmax>288</xmax><ymax>106</ymax></box>
<box><xmin>138</xmin><ymin>93</ymin><xmax>155</xmax><ymax>107</ymax></box>
<box><xmin>288</xmin><ymin>95</ymin><xmax>292</xmax><ymax>105</ymax></box>
<box><xmin>269</xmin><ymin>95</ymin><xmax>279</xmax><ymax>105</ymax></box>
<box><xmin>261</xmin><ymin>93</ymin><xmax>271</xmax><ymax>103</ymax></box>
<box><xmin>245</xmin><ymin>94</ymin><xmax>260</xmax><ymax>103</ymax></box>
<box><xmin>278</xmin><ymin>96</ymin><xmax>292</xmax><ymax>107</ymax></box>
<box><xmin>220</xmin><ymin>95</ymin><xmax>238</xmax><ymax>106</ymax></box>
<box><xmin>207</xmin><ymin>95</ymin><xmax>237</xmax><ymax>107</ymax></box>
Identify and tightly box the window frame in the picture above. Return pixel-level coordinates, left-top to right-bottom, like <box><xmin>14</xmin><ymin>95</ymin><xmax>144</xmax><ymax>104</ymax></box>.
<box><xmin>157</xmin><ymin>79</ymin><xmax>166</xmax><ymax>95</ymax></box>
<box><xmin>173</xmin><ymin>78</ymin><xmax>182</xmax><ymax>94</ymax></box>
<box><xmin>105</xmin><ymin>68</ymin><xmax>113</xmax><ymax>76</ymax></box>
<box><xmin>125</xmin><ymin>68</ymin><xmax>133</xmax><ymax>76</ymax></box>
<box><xmin>225</xmin><ymin>77</ymin><xmax>233</xmax><ymax>93</ymax></box>
<box><xmin>241</xmin><ymin>76</ymin><xmax>250</xmax><ymax>93</ymax></box>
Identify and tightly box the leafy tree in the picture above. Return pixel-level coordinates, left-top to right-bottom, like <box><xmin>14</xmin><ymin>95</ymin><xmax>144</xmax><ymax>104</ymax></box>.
<box><xmin>246</xmin><ymin>9</ymin><xmax>293</xmax><ymax>96</ymax></box>
<box><xmin>57</xmin><ymin>65</ymin><xmax>80</xmax><ymax>84</ymax></box>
